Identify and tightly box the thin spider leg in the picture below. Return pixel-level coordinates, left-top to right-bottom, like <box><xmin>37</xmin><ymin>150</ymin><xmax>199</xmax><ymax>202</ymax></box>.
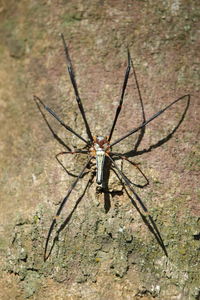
<box><xmin>57</xmin><ymin>150</ymin><xmax>88</xmax><ymax>155</ymax></box>
<box><xmin>131</xmin><ymin>56</ymin><xmax>146</xmax><ymax>151</ymax></box>
<box><xmin>34</xmin><ymin>95</ymin><xmax>88</xmax><ymax>145</ymax></box>
<box><xmin>56</xmin><ymin>172</ymin><xmax>94</xmax><ymax>234</ymax></box>
<box><xmin>60</xmin><ymin>33</ymin><xmax>93</xmax><ymax>142</ymax></box>
<box><xmin>110</xmin><ymin>94</ymin><xmax>190</xmax><ymax>147</ymax></box>
<box><xmin>122</xmin><ymin>92</ymin><xmax>190</xmax><ymax>158</ymax></box>
<box><xmin>44</xmin><ymin>156</ymin><xmax>92</xmax><ymax>261</ymax></box>
<box><xmin>108</xmin><ymin>49</ymin><xmax>131</xmax><ymax>142</ymax></box>
<box><xmin>56</xmin><ymin>151</ymin><xmax>90</xmax><ymax>178</ymax></box>
<box><xmin>110</xmin><ymin>155</ymin><xmax>164</xmax><ymax>248</ymax></box>
<box><xmin>112</xmin><ymin>154</ymin><xmax>149</xmax><ymax>188</ymax></box>
<box><xmin>111</xmin><ymin>166</ymin><xmax>167</xmax><ymax>256</ymax></box>
<box><xmin>131</xmin><ymin>57</ymin><xmax>146</xmax><ymax>123</ymax></box>
<box><xmin>46</xmin><ymin>172</ymin><xmax>95</xmax><ymax>260</ymax></box>
<box><xmin>108</xmin><ymin>154</ymin><xmax>150</xmax><ymax>214</ymax></box>
<box><xmin>34</xmin><ymin>96</ymin><xmax>71</xmax><ymax>151</ymax></box>
<box><xmin>123</xmin><ymin>185</ymin><xmax>168</xmax><ymax>256</ymax></box>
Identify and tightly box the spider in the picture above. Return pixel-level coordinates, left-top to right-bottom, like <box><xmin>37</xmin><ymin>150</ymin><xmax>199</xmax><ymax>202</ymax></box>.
<box><xmin>34</xmin><ymin>34</ymin><xmax>190</xmax><ymax>260</ymax></box>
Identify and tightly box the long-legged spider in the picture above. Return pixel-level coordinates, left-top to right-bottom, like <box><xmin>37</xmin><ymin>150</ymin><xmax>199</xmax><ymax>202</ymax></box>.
<box><xmin>34</xmin><ymin>34</ymin><xmax>190</xmax><ymax>260</ymax></box>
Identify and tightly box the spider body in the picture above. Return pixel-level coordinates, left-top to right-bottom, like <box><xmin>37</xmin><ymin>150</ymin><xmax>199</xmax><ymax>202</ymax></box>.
<box><xmin>90</xmin><ymin>136</ymin><xmax>111</xmax><ymax>185</ymax></box>
<box><xmin>34</xmin><ymin>33</ymin><xmax>190</xmax><ymax>260</ymax></box>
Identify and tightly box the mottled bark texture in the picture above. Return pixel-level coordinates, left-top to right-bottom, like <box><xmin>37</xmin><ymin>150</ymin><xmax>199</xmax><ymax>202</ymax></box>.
<box><xmin>0</xmin><ymin>0</ymin><xmax>199</xmax><ymax>299</ymax></box>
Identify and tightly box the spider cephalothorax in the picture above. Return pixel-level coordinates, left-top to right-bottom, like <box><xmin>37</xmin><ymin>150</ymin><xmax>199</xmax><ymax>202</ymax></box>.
<box><xmin>90</xmin><ymin>136</ymin><xmax>110</xmax><ymax>155</ymax></box>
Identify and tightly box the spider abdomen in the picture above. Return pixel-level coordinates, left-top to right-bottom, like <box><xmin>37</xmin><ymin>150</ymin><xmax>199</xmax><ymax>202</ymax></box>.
<box><xmin>95</xmin><ymin>148</ymin><xmax>106</xmax><ymax>184</ymax></box>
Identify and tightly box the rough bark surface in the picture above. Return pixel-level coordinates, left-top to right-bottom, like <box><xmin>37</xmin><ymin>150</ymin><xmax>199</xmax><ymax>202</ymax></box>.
<box><xmin>0</xmin><ymin>0</ymin><xmax>199</xmax><ymax>299</ymax></box>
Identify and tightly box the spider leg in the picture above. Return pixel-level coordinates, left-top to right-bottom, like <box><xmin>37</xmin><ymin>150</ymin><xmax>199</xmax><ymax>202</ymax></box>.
<box><xmin>34</xmin><ymin>95</ymin><xmax>71</xmax><ymax>151</ymax></box>
<box><xmin>34</xmin><ymin>95</ymin><xmax>88</xmax><ymax>144</ymax></box>
<box><xmin>47</xmin><ymin>172</ymin><xmax>95</xmax><ymax>260</ymax></box>
<box><xmin>108</xmin><ymin>154</ymin><xmax>150</xmax><ymax>213</ymax></box>
<box><xmin>109</xmin><ymin>156</ymin><xmax>168</xmax><ymax>256</ymax></box>
<box><xmin>110</xmin><ymin>94</ymin><xmax>190</xmax><ymax>147</ymax></box>
<box><xmin>108</xmin><ymin>48</ymin><xmax>131</xmax><ymax>142</ymax></box>
<box><xmin>111</xmin><ymin>154</ymin><xmax>149</xmax><ymax>188</ymax></box>
<box><xmin>60</xmin><ymin>33</ymin><xmax>93</xmax><ymax>142</ymax></box>
<box><xmin>56</xmin><ymin>151</ymin><xmax>90</xmax><ymax>178</ymax></box>
<box><xmin>131</xmin><ymin>57</ymin><xmax>145</xmax><ymax>123</ymax></box>
<box><xmin>44</xmin><ymin>156</ymin><xmax>92</xmax><ymax>261</ymax></box>
<box><xmin>131</xmin><ymin>57</ymin><xmax>146</xmax><ymax>151</ymax></box>
<box><xmin>123</xmin><ymin>186</ymin><xmax>168</xmax><ymax>256</ymax></box>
